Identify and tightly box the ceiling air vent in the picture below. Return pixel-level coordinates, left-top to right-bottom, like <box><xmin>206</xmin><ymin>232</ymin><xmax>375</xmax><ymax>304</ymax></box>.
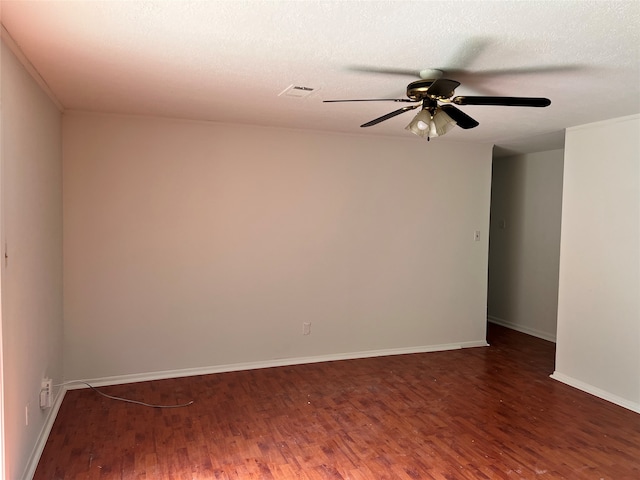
<box><xmin>278</xmin><ymin>85</ymin><xmax>317</xmax><ymax>98</ymax></box>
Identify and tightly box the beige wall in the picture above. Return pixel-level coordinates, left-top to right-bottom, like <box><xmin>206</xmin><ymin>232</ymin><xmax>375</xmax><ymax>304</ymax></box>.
<box><xmin>63</xmin><ymin>112</ymin><xmax>493</xmax><ymax>381</ymax></box>
<box><xmin>1</xmin><ymin>40</ymin><xmax>63</xmax><ymax>479</ymax></box>
<box><xmin>488</xmin><ymin>149</ymin><xmax>564</xmax><ymax>341</ymax></box>
<box><xmin>553</xmin><ymin>115</ymin><xmax>640</xmax><ymax>412</ymax></box>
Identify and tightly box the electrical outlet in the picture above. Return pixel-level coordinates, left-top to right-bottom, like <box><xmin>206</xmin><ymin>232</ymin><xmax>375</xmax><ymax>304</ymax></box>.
<box><xmin>474</xmin><ymin>230</ymin><xmax>481</xmax><ymax>242</ymax></box>
<box><xmin>25</xmin><ymin>404</ymin><xmax>30</xmax><ymax>426</ymax></box>
<box><xmin>40</xmin><ymin>378</ymin><xmax>53</xmax><ymax>409</ymax></box>
<box><xmin>303</xmin><ymin>322</ymin><xmax>311</xmax><ymax>335</ymax></box>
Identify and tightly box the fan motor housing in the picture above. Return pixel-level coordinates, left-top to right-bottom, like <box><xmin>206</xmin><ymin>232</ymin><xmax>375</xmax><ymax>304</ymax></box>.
<box><xmin>406</xmin><ymin>79</ymin><xmax>436</xmax><ymax>100</ymax></box>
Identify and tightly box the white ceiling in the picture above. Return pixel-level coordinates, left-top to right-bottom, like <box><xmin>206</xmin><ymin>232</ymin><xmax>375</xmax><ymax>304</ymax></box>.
<box><xmin>1</xmin><ymin>1</ymin><xmax>639</xmax><ymax>154</ymax></box>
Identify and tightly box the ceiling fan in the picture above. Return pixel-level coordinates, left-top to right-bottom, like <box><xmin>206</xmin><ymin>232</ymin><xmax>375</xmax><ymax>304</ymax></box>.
<box><xmin>324</xmin><ymin>74</ymin><xmax>551</xmax><ymax>141</ymax></box>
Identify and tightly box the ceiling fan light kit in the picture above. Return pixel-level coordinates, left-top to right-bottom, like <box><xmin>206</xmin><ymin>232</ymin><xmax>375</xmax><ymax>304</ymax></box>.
<box><xmin>405</xmin><ymin>108</ymin><xmax>457</xmax><ymax>141</ymax></box>
<box><xmin>325</xmin><ymin>76</ymin><xmax>551</xmax><ymax>141</ymax></box>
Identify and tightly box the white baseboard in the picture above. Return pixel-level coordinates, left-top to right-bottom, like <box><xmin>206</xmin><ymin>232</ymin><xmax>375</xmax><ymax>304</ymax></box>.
<box><xmin>550</xmin><ymin>371</ymin><xmax>640</xmax><ymax>414</ymax></box>
<box><xmin>487</xmin><ymin>316</ymin><xmax>556</xmax><ymax>343</ymax></box>
<box><xmin>65</xmin><ymin>340</ymin><xmax>489</xmax><ymax>389</ymax></box>
<box><xmin>21</xmin><ymin>387</ymin><xmax>67</xmax><ymax>480</ymax></box>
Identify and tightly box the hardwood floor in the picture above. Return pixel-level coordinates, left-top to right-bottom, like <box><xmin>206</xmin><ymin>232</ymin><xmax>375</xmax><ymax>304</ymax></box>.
<box><xmin>34</xmin><ymin>324</ymin><xmax>640</xmax><ymax>479</ymax></box>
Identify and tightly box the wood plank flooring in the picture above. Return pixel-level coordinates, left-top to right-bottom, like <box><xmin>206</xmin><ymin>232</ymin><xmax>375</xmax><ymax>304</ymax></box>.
<box><xmin>34</xmin><ymin>324</ymin><xmax>640</xmax><ymax>479</ymax></box>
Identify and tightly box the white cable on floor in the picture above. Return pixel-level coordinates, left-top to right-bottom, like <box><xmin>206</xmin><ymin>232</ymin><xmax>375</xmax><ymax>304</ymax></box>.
<box><xmin>56</xmin><ymin>380</ymin><xmax>194</xmax><ymax>408</ymax></box>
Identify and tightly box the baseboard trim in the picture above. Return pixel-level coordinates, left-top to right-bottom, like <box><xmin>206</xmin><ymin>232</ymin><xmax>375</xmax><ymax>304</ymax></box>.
<box><xmin>21</xmin><ymin>387</ymin><xmax>67</xmax><ymax>480</ymax></box>
<box><xmin>65</xmin><ymin>340</ymin><xmax>489</xmax><ymax>389</ymax></box>
<box><xmin>487</xmin><ymin>316</ymin><xmax>556</xmax><ymax>343</ymax></box>
<box><xmin>550</xmin><ymin>371</ymin><xmax>640</xmax><ymax>414</ymax></box>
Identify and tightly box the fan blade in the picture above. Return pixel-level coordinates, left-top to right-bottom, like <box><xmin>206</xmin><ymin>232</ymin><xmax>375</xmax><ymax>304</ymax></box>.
<box><xmin>348</xmin><ymin>65</ymin><xmax>423</xmax><ymax>77</ymax></box>
<box><xmin>452</xmin><ymin>96</ymin><xmax>551</xmax><ymax>107</ymax></box>
<box><xmin>468</xmin><ymin>64</ymin><xmax>583</xmax><ymax>77</ymax></box>
<box><xmin>426</xmin><ymin>79</ymin><xmax>460</xmax><ymax>99</ymax></box>
<box><xmin>360</xmin><ymin>105</ymin><xmax>420</xmax><ymax>128</ymax></box>
<box><xmin>324</xmin><ymin>98</ymin><xmax>416</xmax><ymax>103</ymax></box>
<box><xmin>440</xmin><ymin>105</ymin><xmax>479</xmax><ymax>129</ymax></box>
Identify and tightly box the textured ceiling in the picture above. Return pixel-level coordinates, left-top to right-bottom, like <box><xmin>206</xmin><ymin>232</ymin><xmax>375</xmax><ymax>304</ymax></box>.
<box><xmin>1</xmin><ymin>1</ymin><xmax>639</xmax><ymax>154</ymax></box>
